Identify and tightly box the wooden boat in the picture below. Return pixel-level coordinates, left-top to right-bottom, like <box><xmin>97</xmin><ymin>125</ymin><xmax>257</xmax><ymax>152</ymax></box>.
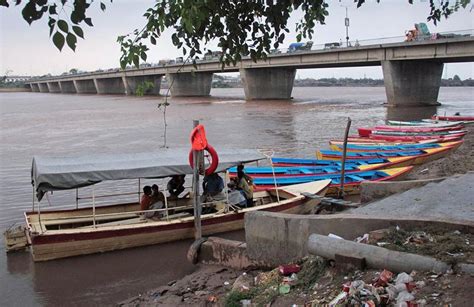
<box><xmin>316</xmin><ymin>146</ymin><xmax>456</xmax><ymax>165</ymax></box>
<box><xmin>271</xmin><ymin>156</ymin><xmax>416</xmax><ymax>169</ymax></box>
<box><xmin>432</xmin><ymin>115</ymin><xmax>474</xmax><ymax>122</ymax></box>
<box><xmin>360</xmin><ymin>133</ymin><xmax>465</xmax><ymax>143</ymax></box>
<box><xmin>329</xmin><ymin>138</ymin><xmax>438</xmax><ymax>146</ymax></box>
<box><xmin>8</xmin><ymin>150</ymin><xmax>332</xmax><ymax>261</ymax></box>
<box><xmin>358</xmin><ymin>127</ymin><xmax>466</xmax><ymax>138</ymax></box>
<box><xmin>387</xmin><ymin>120</ymin><xmax>464</xmax><ymax>128</ymax></box>
<box><xmin>329</xmin><ymin>140</ymin><xmax>463</xmax><ymax>153</ymax></box>
<box><xmin>422</xmin><ymin>119</ymin><xmax>474</xmax><ymax>126</ymax></box>
<box><xmin>252</xmin><ymin>166</ymin><xmax>413</xmax><ymax>196</ymax></box>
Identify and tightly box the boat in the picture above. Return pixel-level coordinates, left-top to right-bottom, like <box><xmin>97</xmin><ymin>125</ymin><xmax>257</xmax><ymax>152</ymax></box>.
<box><xmin>360</xmin><ymin>133</ymin><xmax>465</xmax><ymax>142</ymax></box>
<box><xmin>329</xmin><ymin>140</ymin><xmax>463</xmax><ymax>153</ymax></box>
<box><xmin>316</xmin><ymin>146</ymin><xmax>456</xmax><ymax>165</ymax></box>
<box><xmin>6</xmin><ymin>150</ymin><xmax>331</xmax><ymax>261</ymax></box>
<box><xmin>228</xmin><ymin>156</ymin><xmax>414</xmax><ymax>177</ymax></box>
<box><xmin>252</xmin><ymin>166</ymin><xmax>413</xmax><ymax>196</ymax></box>
<box><xmin>387</xmin><ymin>120</ymin><xmax>464</xmax><ymax>128</ymax></box>
<box><xmin>431</xmin><ymin>114</ymin><xmax>474</xmax><ymax>122</ymax></box>
<box><xmin>271</xmin><ymin>156</ymin><xmax>416</xmax><ymax>169</ymax></box>
<box><xmin>422</xmin><ymin>119</ymin><xmax>474</xmax><ymax>126</ymax></box>
<box><xmin>329</xmin><ymin>138</ymin><xmax>439</xmax><ymax>146</ymax></box>
<box><xmin>358</xmin><ymin>127</ymin><xmax>466</xmax><ymax>138</ymax></box>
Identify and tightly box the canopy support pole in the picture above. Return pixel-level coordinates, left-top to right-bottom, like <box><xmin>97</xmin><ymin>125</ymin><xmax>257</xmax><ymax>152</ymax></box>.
<box><xmin>224</xmin><ymin>171</ymin><xmax>230</xmax><ymax>213</ymax></box>
<box><xmin>338</xmin><ymin>117</ymin><xmax>352</xmax><ymax>199</ymax></box>
<box><xmin>38</xmin><ymin>198</ymin><xmax>43</xmax><ymax>233</ymax></box>
<box><xmin>138</xmin><ymin>178</ymin><xmax>141</xmax><ymax>205</ymax></box>
<box><xmin>92</xmin><ymin>186</ymin><xmax>96</xmax><ymax>228</ymax></box>
<box><xmin>75</xmin><ymin>188</ymin><xmax>79</xmax><ymax>209</ymax></box>
<box><xmin>192</xmin><ymin>120</ymin><xmax>203</xmax><ymax>240</ymax></box>
<box><xmin>164</xmin><ymin>192</ymin><xmax>169</xmax><ymax>221</ymax></box>
<box><xmin>32</xmin><ymin>184</ymin><xmax>35</xmax><ymax>212</ymax></box>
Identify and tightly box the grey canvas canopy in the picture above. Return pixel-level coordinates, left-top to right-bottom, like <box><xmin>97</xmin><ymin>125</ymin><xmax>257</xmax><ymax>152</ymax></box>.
<box><xmin>32</xmin><ymin>148</ymin><xmax>264</xmax><ymax>201</ymax></box>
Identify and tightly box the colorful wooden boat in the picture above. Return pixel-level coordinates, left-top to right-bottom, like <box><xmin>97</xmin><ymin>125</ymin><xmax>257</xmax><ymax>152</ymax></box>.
<box><xmin>358</xmin><ymin>127</ymin><xmax>466</xmax><ymax>137</ymax></box>
<box><xmin>329</xmin><ymin>140</ymin><xmax>463</xmax><ymax>153</ymax></box>
<box><xmin>360</xmin><ymin>133</ymin><xmax>465</xmax><ymax>142</ymax></box>
<box><xmin>387</xmin><ymin>120</ymin><xmax>464</xmax><ymax>128</ymax></box>
<box><xmin>271</xmin><ymin>156</ymin><xmax>416</xmax><ymax>169</ymax></box>
<box><xmin>316</xmin><ymin>146</ymin><xmax>455</xmax><ymax>165</ymax></box>
<box><xmin>11</xmin><ymin>150</ymin><xmax>332</xmax><ymax>261</ymax></box>
<box><xmin>329</xmin><ymin>138</ymin><xmax>438</xmax><ymax>146</ymax></box>
<box><xmin>432</xmin><ymin>115</ymin><xmax>474</xmax><ymax>122</ymax></box>
<box><xmin>252</xmin><ymin>166</ymin><xmax>413</xmax><ymax>196</ymax></box>
<box><xmin>422</xmin><ymin>119</ymin><xmax>474</xmax><ymax>126</ymax></box>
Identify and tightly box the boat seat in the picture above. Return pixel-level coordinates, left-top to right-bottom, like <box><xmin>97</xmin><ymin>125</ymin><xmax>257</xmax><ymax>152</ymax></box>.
<box><xmin>41</xmin><ymin>212</ymin><xmax>139</xmax><ymax>226</ymax></box>
<box><xmin>78</xmin><ymin>217</ymin><xmax>145</xmax><ymax>228</ymax></box>
<box><xmin>345</xmin><ymin>174</ymin><xmax>366</xmax><ymax>182</ymax></box>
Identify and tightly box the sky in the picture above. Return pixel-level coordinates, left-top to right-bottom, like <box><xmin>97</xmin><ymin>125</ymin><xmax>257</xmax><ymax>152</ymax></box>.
<box><xmin>1</xmin><ymin>0</ymin><xmax>473</xmax><ymax>79</ymax></box>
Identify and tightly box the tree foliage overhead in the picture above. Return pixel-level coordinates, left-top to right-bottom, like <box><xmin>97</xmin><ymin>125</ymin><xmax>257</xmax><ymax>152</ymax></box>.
<box><xmin>1</xmin><ymin>0</ymin><xmax>471</xmax><ymax>68</ymax></box>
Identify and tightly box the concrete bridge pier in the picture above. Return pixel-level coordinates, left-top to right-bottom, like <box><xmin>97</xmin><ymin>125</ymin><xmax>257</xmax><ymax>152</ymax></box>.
<box><xmin>38</xmin><ymin>83</ymin><xmax>49</xmax><ymax>93</ymax></box>
<box><xmin>30</xmin><ymin>84</ymin><xmax>40</xmax><ymax>92</ymax></box>
<box><xmin>59</xmin><ymin>81</ymin><xmax>77</xmax><ymax>93</ymax></box>
<box><xmin>240</xmin><ymin>68</ymin><xmax>296</xmax><ymax>100</ymax></box>
<box><xmin>166</xmin><ymin>72</ymin><xmax>212</xmax><ymax>96</ymax></box>
<box><xmin>94</xmin><ymin>77</ymin><xmax>126</xmax><ymax>94</ymax></box>
<box><xmin>382</xmin><ymin>60</ymin><xmax>444</xmax><ymax>107</ymax></box>
<box><xmin>47</xmin><ymin>82</ymin><xmax>61</xmax><ymax>93</ymax></box>
<box><xmin>74</xmin><ymin>80</ymin><xmax>97</xmax><ymax>94</ymax></box>
<box><xmin>123</xmin><ymin>75</ymin><xmax>162</xmax><ymax>95</ymax></box>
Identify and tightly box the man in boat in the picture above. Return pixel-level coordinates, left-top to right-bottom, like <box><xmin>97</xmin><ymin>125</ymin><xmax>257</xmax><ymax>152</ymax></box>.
<box><xmin>167</xmin><ymin>175</ymin><xmax>186</xmax><ymax>198</ymax></box>
<box><xmin>202</xmin><ymin>172</ymin><xmax>224</xmax><ymax>199</ymax></box>
<box><xmin>237</xmin><ymin>164</ymin><xmax>254</xmax><ymax>186</ymax></box>
<box><xmin>227</xmin><ymin>178</ymin><xmax>248</xmax><ymax>207</ymax></box>
<box><xmin>150</xmin><ymin>184</ymin><xmax>166</xmax><ymax>217</ymax></box>
<box><xmin>236</xmin><ymin>171</ymin><xmax>254</xmax><ymax>207</ymax></box>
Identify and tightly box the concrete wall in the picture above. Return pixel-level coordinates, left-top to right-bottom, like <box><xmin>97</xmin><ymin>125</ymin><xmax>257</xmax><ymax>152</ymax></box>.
<box><xmin>382</xmin><ymin>60</ymin><xmax>444</xmax><ymax>106</ymax></box>
<box><xmin>123</xmin><ymin>75</ymin><xmax>162</xmax><ymax>95</ymax></box>
<box><xmin>38</xmin><ymin>83</ymin><xmax>49</xmax><ymax>93</ymax></box>
<box><xmin>59</xmin><ymin>81</ymin><xmax>76</xmax><ymax>93</ymax></box>
<box><xmin>94</xmin><ymin>77</ymin><xmax>126</xmax><ymax>94</ymax></box>
<box><xmin>74</xmin><ymin>79</ymin><xmax>97</xmax><ymax>94</ymax></box>
<box><xmin>241</xmin><ymin>68</ymin><xmax>296</xmax><ymax>100</ymax></box>
<box><xmin>360</xmin><ymin>177</ymin><xmax>447</xmax><ymax>203</ymax></box>
<box><xmin>47</xmin><ymin>82</ymin><xmax>61</xmax><ymax>93</ymax></box>
<box><xmin>244</xmin><ymin>211</ymin><xmax>474</xmax><ymax>267</ymax></box>
<box><xmin>167</xmin><ymin>72</ymin><xmax>212</xmax><ymax>96</ymax></box>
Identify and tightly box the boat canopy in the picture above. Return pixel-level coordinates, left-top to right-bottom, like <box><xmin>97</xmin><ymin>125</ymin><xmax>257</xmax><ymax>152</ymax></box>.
<box><xmin>32</xmin><ymin>148</ymin><xmax>264</xmax><ymax>201</ymax></box>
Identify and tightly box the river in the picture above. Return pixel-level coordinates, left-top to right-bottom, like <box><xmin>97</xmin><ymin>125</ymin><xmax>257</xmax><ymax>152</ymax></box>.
<box><xmin>0</xmin><ymin>87</ymin><xmax>472</xmax><ymax>306</ymax></box>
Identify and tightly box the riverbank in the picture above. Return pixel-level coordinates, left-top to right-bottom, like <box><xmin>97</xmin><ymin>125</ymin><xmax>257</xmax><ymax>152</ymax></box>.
<box><xmin>0</xmin><ymin>87</ymin><xmax>30</xmax><ymax>92</ymax></box>
<box><xmin>119</xmin><ymin>127</ymin><xmax>474</xmax><ymax>306</ymax></box>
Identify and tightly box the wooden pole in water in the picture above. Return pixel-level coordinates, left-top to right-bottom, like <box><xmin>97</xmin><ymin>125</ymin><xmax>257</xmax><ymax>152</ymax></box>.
<box><xmin>192</xmin><ymin>120</ymin><xmax>202</xmax><ymax>239</ymax></box>
<box><xmin>338</xmin><ymin>117</ymin><xmax>352</xmax><ymax>199</ymax></box>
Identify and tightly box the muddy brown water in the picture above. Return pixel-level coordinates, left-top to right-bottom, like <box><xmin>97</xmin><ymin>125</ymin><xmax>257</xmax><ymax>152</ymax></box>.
<box><xmin>0</xmin><ymin>87</ymin><xmax>472</xmax><ymax>306</ymax></box>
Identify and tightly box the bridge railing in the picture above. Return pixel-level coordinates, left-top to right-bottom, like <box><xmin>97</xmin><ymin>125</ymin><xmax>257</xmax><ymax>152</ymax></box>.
<box><xmin>29</xmin><ymin>29</ymin><xmax>473</xmax><ymax>82</ymax></box>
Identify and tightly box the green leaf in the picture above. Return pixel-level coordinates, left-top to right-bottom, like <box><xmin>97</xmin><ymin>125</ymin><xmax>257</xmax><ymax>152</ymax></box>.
<box><xmin>72</xmin><ymin>26</ymin><xmax>84</xmax><ymax>39</ymax></box>
<box><xmin>84</xmin><ymin>17</ymin><xmax>93</xmax><ymax>27</ymax></box>
<box><xmin>48</xmin><ymin>17</ymin><xmax>56</xmax><ymax>37</ymax></box>
<box><xmin>100</xmin><ymin>2</ymin><xmax>106</xmax><ymax>11</ymax></box>
<box><xmin>57</xmin><ymin>19</ymin><xmax>68</xmax><ymax>33</ymax></box>
<box><xmin>66</xmin><ymin>33</ymin><xmax>77</xmax><ymax>51</ymax></box>
<box><xmin>52</xmin><ymin>31</ymin><xmax>65</xmax><ymax>51</ymax></box>
<box><xmin>150</xmin><ymin>36</ymin><xmax>156</xmax><ymax>45</ymax></box>
<box><xmin>140</xmin><ymin>52</ymin><xmax>147</xmax><ymax>62</ymax></box>
<box><xmin>49</xmin><ymin>4</ymin><xmax>57</xmax><ymax>15</ymax></box>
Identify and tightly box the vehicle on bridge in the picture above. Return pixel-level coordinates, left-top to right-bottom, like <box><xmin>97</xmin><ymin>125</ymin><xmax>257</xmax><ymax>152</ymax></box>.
<box><xmin>288</xmin><ymin>41</ymin><xmax>313</xmax><ymax>53</ymax></box>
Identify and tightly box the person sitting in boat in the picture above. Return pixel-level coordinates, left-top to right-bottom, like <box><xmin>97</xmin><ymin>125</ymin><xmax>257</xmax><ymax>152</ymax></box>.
<box><xmin>227</xmin><ymin>178</ymin><xmax>247</xmax><ymax>208</ymax></box>
<box><xmin>140</xmin><ymin>185</ymin><xmax>154</xmax><ymax>218</ymax></box>
<box><xmin>236</xmin><ymin>170</ymin><xmax>254</xmax><ymax>207</ymax></box>
<box><xmin>167</xmin><ymin>175</ymin><xmax>186</xmax><ymax>198</ymax></box>
<box><xmin>150</xmin><ymin>184</ymin><xmax>165</xmax><ymax>217</ymax></box>
<box><xmin>202</xmin><ymin>172</ymin><xmax>224</xmax><ymax>200</ymax></box>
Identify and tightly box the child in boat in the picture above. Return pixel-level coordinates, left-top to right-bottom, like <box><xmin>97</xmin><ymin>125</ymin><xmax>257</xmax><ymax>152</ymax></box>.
<box><xmin>140</xmin><ymin>186</ymin><xmax>154</xmax><ymax>217</ymax></box>
<box><xmin>150</xmin><ymin>184</ymin><xmax>165</xmax><ymax>218</ymax></box>
<box><xmin>236</xmin><ymin>167</ymin><xmax>254</xmax><ymax>207</ymax></box>
<box><xmin>167</xmin><ymin>175</ymin><xmax>186</xmax><ymax>198</ymax></box>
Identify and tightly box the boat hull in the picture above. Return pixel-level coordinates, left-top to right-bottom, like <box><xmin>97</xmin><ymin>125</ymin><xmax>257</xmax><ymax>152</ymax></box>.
<box><xmin>26</xmin><ymin>182</ymin><xmax>330</xmax><ymax>261</ymax></box>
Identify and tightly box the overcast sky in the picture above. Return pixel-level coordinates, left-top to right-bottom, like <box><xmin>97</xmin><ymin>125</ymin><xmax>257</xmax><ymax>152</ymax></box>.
<box><xmin>1</xmin><ymin>0</ymin><xmax>473</xmax><ymax>79</ymax></box>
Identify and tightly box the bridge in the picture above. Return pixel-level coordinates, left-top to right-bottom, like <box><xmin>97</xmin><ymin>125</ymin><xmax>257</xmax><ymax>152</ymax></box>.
<box><xmin>28</xmin><ymin>35</ymin><xmax>474</xmax><ymax>107</ymax></box>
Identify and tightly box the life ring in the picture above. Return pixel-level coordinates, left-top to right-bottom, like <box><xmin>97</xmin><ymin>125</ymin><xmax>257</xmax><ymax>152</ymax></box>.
<box><xmin>190</xmin><ymin>124</ymin><xmax>208</xmax><ymax>151</ymax></box>
<box><xmin>189</xmin><ymin>144</ymin><xmax>219</xmax><ymax>176</ymax></box>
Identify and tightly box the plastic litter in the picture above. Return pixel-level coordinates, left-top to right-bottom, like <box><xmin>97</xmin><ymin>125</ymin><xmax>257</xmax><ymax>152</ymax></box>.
<box><xmin>279</xmin><ymin>264</ymin><xmax>301</xmax><ymax>276</ymax></box>
<box><xmin>328</xmin><ymin>233</ymin><xmax>344</xmax><ymax>240</ymax></box>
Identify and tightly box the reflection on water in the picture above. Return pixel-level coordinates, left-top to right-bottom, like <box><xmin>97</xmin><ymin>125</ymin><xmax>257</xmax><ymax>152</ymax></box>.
<box><xmin>385</xmin><ymin>105</ymin><xmax>438</xmax><ymax>121</ymax></box>
<box><xmin>0</xmin><ymin>87</ymin><xmax>472</xmax><ymax>306</ymax></box>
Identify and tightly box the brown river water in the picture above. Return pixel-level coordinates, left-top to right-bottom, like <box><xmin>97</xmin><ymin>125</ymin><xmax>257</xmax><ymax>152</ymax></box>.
<box><xmin>0</xmin><ymin>87</ymin><xmax>473</xmax><ymax>306</ymax></box>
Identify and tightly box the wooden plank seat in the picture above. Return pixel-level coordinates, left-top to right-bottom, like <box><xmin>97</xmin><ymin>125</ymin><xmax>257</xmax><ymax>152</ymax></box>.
<box><xmin>41</xmin><ymin>212</ymin><xmax>140</xmax><ymax>227</ymax></box>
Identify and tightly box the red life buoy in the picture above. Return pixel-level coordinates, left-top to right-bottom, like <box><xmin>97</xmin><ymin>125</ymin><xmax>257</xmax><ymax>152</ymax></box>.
<box><xmin>190</xmin><ymin>124</ymin><xmax>208</xmax><ymax>151</ymax></box>
<box><xmin>189</xmin><ymin>144</ymin><xmax>219</xmax><ymax>176</ymax></box>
